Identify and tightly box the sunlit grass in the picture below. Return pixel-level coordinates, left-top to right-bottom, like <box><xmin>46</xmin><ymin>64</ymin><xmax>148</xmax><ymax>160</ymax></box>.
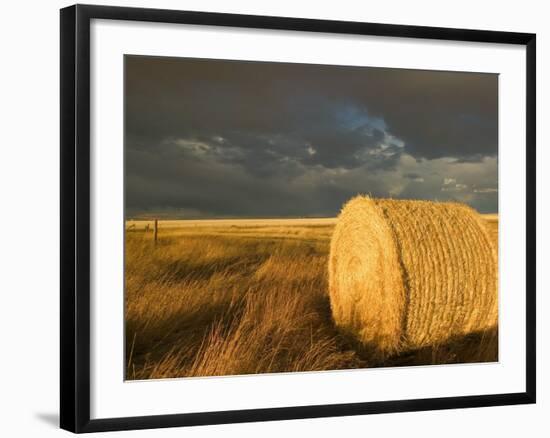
<box><xmin>125</xmin><ymin>217</ymin><xmax>498</xmax><ymax>380</ymax></box>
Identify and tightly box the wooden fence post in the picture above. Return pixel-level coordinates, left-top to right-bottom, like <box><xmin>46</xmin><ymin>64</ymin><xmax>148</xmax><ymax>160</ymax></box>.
<box><xmin>153</xmin><ymin>219</ymin><xmax>158</xmax><ymax>244</ymax></box>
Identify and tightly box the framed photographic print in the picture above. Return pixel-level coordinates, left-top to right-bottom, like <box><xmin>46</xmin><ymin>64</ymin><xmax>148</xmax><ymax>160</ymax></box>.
<box><xmin>60</xmin><ymin>4</ymin><xmax>536</xmax><ymax>433</ymax></box>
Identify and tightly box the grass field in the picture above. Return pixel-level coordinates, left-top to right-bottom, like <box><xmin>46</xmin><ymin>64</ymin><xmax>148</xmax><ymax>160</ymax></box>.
<box><xmin>125</xmin><ymin>215</ymin><xmax>498</xmax><ymax>380</ymax></box>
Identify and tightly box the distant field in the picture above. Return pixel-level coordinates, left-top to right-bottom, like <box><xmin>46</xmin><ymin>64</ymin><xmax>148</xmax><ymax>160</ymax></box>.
<box><xmin>482</xmin><ymin>214</ymin><xmax>499</xmax><ymax>245</ymax></box>
<box><xmin>126</xmin><ymin>217</ymin><xmax>337</xmax><ymax>228</ymax></box>
<box><xmin>125</xmin><ymin>215</ymin><xmax>498</xmax><ymax>380</ymax></box>
<box><xmin>126</xmin><ymin>218</ymin><xmax>337</xmax><ymax>244</ymax></box>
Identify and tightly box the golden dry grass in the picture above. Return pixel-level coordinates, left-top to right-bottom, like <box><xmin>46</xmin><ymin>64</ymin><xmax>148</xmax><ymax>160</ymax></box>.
<box><xmin>329</xmin><ymin>196</ymin><xmax>498</xmax><ymax>360</ymax></box>
<box><xmin>125</xmin><ymin>222</ymin><xmax>361</xmax><ymax>379</ymax></box>
<box><xmin>126</xmin><ymin>211</ymin><xmax>498</xmax><ymax>380</ymax></box>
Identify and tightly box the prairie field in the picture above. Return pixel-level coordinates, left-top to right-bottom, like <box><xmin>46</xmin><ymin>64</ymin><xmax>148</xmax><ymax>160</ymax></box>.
<box><xmin>125</xmin><ymin>215</ymin><xmax>498</xmax><ymax>380</ymax></box>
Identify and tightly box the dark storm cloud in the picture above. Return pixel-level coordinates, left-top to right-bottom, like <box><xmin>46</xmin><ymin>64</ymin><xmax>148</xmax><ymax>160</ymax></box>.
<box><xmin>125</xmin><ymin>56</ymin><xmax>498</xmax><ymax>217</ymax></box>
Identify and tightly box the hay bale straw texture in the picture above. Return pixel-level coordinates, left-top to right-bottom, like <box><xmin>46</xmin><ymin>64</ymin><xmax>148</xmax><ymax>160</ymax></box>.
<box><xmin>328</xmin><ymin>196</ymin><xmax>498</xmax><ymax>358</ymax></box>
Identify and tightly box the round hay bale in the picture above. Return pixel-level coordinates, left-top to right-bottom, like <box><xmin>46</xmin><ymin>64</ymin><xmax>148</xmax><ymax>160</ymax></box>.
<box><xmin>328</xmin><ymin>196</ymin><xmax>498</xmax><ymax>359</ymax></box>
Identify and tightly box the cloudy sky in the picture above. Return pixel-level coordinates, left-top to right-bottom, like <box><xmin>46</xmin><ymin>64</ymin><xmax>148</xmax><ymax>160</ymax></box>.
<box><xmin>125</xmin><ymin>55</ymin><xmax>498</xmax><ymax>218</ymax></box>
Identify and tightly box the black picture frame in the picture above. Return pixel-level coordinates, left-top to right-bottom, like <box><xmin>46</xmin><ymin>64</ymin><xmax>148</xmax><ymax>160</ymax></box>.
<box><xmin>60</xmin><ymin>4</ymin><xmax>536</xmax><ymax>433</ymax></box>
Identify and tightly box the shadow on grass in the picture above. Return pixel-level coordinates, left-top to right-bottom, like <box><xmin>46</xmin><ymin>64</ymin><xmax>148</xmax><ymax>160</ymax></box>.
<box><xmin>349</xmin><ymin>327</ymin><xmax>499</xmax><ymax>368</ymax></box>
<box><xmin>125</xmin><ymin>296</ymin><xmax>250</xmax><ymax>379</ymax></box>
<box><xmin>383</xmin><ymin>327</ymin><xmax>498</xmax><ymax>367</ymax></box>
